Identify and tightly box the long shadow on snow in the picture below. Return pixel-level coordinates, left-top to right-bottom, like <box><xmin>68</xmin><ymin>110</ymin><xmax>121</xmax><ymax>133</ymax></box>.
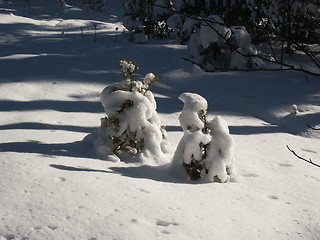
<box><xmin>0</xmin><ymin>122</ymin><xmax>96</xmax><ymax>133</ymax></box>
<box><xmin>50</xmin><ymin>164</ymin><xmax>112</xmax><ymax>173</ymax></box>
<box><xmin>229</xmin><ymin>125</ymin><xmax>279</xmax><ymax>135</ymax></box>
<box><xmin>0</xmin><ymin>100</ymin><xmax>102</xmax><ymax>113</ymax></box>
<box><xmin>109</xmin><ymin>165</ymin><xmax>192</xmax><ymax>184</ymax></box>
<box><xmin>0</xmin><ymin>140</ymin><xmax>96</xmax><ymax>159</ymax></box>
<box><xmin>49</xmin><ymin>163</ymin><xmax>192</xmax><ymax>184</ymax></box>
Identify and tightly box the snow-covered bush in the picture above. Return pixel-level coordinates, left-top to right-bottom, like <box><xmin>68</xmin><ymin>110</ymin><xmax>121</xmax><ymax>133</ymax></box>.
<box><xmin>85</xmin><ymin>60</ymin><xmax>167</xmax><ymax>164</ymax></box>
<box><xmin>172</xmin><ymin>92</ymin><xmax>236</xmax><ymax>182</ymax></box>
<box><xmin>204</xmin><ymin>116</ymin><xmax>236</xmax><ymax>183</ymax></box>
<box><xmin>122</xmin><ymin>0</ymin><xmax>171</xmax><ymax>41</ymax></box>
<box><xmin>173</xmin><ymin>93</ymin><xmax>209</xmax><ymax>180</ymax></box>
<box><xmin>188</xmin><ymin>15</ymin><xmax>258</xmax><ymax>70</ymax></box>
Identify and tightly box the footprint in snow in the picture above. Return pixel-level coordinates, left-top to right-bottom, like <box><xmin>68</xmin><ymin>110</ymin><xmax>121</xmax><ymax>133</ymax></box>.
<box><xmin>241</xmin><ymin>173</ymin><xmax>259</xmax><ymax>178</ymax></box>
<box><xmin>54</xmin><ymin>177</ymin><xmax>66</xmax><ymax>183</ymax></box>
<box><xmin>138</xmin><ymin>188</ymin><xmax>150</xmax><ymax>194</ymax></box>
<box><xmin>47</xmin><ymin>225</ymin><xmax>58</xmax><ymax>230</ymax></box>
<box><xmin>278</xmin><ymin>163</ymin><xmax>293</xmax><ymax>167</ymax></box>
<box><xmin>156</xmin><ymin>219</ymin><xmax>179</xmax><ymax>227</ymax></box>
<box><xmin>268</xmin><ymin>195</ymin><xmax>279</xmax><ymax>200</ymax></box>
<box><xmin>161</xmin><ymin>230</ymin><xmax>171</xmax><ymax>234</ymax></box>
<box><xmin>130</xmin><ymin>219</ymin><xmax>139</xmax><ymax>223</ymax></box>
<box><xmin>2</xmin><ymin>234</ymin><xmax>15</xmax><ymax>240</ymax></box>
<box><xmin>301</xmin><ymin>148</ymin><xmax>317</xmax><ymax>154</ymax></box>
<box><xmin>33</xmin><ymin>226</ymin><xmax>42</xmax><ymax>231</ymax></box>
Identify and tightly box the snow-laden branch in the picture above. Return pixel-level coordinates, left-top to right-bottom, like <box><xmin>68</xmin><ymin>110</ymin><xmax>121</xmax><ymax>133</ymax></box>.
<box><xmin>154</xmin><ymin>3</ymin><xmax>320</xmax><ymax>76</ymax></box>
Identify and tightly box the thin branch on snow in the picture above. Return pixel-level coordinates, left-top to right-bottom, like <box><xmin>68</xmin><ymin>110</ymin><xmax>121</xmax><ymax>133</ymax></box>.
<box><xmin>286</xmin><ymin>145</ymin><xmax>320</xmax><ymax>168</ymax></box>
<box><xmin>182</xmin><ymin>57</ymin><xmax>306</xmax><ymax>74</ymax></box>
<box><xmin>307</xmin><ymin>124</ymin><xmax>320</xmax><ymax>131</ymax></box>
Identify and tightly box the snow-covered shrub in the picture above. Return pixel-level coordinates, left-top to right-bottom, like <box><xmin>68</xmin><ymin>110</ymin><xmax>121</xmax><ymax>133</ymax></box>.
<box><xmin>85</xmin><ymin>60</ymin><xmax>167</xmax><ymax>164</ymax></box>
<box><xmin>173</xmin><ymin>93</ymin><xmax>209</xmax><ymax>180</ymax></box>
<box><xmin>204</xmin><ymin>116</ymin><xmax>236</xmax><ymax>183</ymax></box>
<box><xmin>172</xmin><ymin>92</ymin><xmax>236</xmax><ymax>182</ymax></box>
<box><xmin>188</xmin><ymin>15</ymin><xmax>258</xmax><ymax>70</ymax></box>
<box><xmin>173</xmin><ymin>129</ymin><xmax>211</xmax><ymax>180</ymax></box>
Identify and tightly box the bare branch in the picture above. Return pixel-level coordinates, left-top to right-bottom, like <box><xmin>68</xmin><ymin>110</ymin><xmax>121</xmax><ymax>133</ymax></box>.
<box><xmin>182</xmin><ymin>57</ymin><xmax>303</xmax><ymax>74</ymax></box>
<box><xmin>286</xmin><ymin>145</ymin><xmax>320</xmax><ymax>168</ymax></box>
<box><xmin>307</xmin><ymin>124</ymin><xmax>320</xmax><ymax>130</ymax></box>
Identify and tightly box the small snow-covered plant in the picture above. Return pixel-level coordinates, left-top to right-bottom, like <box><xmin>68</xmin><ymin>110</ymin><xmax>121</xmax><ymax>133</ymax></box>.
<box><xmin>119</xmin><ymin>59</ymin><xmax>140</xmax><ymax>81</ymax></box>
<box><xmin>204</xmin><ymin>116</ymin><xmax>236</xmax><ymax>183</ymax></box>
<box><xmin>173</xmin><ymin>92</ymin><xmax>210</xmax><ymax>180</ymax></box>
<box><xmin>95</xmin><ymin>60</ymin><xmax>167</xmax><ymax>164</ymax></box>
<box><xmin>174</xmin><ymin>129</ymin><xmax>211</xmax><ymax>180</ymax></box>
<box><xmin>172</xmin><ymin>92</ymin><xmax>236</xmax><ymax>182</ymax></box>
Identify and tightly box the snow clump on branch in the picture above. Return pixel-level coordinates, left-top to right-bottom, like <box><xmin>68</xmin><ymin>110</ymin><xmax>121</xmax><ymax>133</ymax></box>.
<box><xmin>188</xmin><ymin>15</ymin><xmax>258</xmax><ymax>71</ymax></box>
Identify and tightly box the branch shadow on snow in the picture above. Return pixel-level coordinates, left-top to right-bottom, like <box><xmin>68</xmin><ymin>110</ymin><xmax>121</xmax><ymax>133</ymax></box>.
<box><xmin>50</xmin><ymin>164</ymin><xmax>112</xmax><ymax>173</ymax></box>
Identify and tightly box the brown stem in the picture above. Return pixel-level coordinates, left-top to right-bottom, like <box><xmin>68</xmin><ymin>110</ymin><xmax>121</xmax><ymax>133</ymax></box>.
<box><xmin>286</xmin><ymin>145</ymin><xmax>320</xmax><ymax>168</ymax></box>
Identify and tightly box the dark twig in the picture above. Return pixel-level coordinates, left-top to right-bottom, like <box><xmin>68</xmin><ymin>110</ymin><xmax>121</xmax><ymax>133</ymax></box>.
<box><xmin>307</xmin><ymin>124</ymin><xmax>320</xmax><ymax>130</ymax></box>
<box><xmin>182</xmin><ymin>57</ymin><xmax>211</xmax><ymax>72</ymax></box>
<box><xmin>183</xmin><ymin>57</ymin><xmax>304</xmax><ymax>74</ymax></box>
<box><xmin>286</xmin><ymin>145</ymin><xmax>320</xmax><ymax>168</ymax></box>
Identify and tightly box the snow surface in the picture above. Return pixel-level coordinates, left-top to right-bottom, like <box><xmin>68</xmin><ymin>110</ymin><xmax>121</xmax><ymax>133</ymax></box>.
<box><xmin>1</xmin><ymin>0</ymin><xmax>320</xmax><ymax>239</ymax></box>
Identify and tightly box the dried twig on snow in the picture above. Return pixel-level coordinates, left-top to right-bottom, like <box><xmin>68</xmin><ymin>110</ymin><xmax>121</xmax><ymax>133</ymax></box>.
<box><xmin>286</xmin><ymin>145</ymin><xmax>320</xmax><ymax>168</ymax></box>
<box><xmin>307</xmin><ymin>124</ymin><xmax>320</xmax><ymax>131</ymax></box>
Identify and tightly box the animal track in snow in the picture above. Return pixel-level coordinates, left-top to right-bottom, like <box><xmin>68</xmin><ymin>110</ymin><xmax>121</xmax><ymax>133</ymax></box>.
<box><xmin>278</xmin><ymin>163</ymin><xmax>293</xmax><ymax>167</ymax></box>
<box><xmin>242</xmin><ymin>173</ymin><xmax>259</xmax><ymax>178</ymax></box>
<box><xmin>138</xmin><ymin>188</ymin><xmax>150</xmax><ymax>194</ymax></box>
<box><xmin>161</xmin><ymin>230</ymin><xmax>171</xmax><ymax>234</ymax></box>
<box><xmin>54</xmin><ymin>177</ymin><xmax>66</xmax><ymax>183</ymax></box>
<box><xmin>155</xmin><ymin>219</ymin><xmax>179</xmax><ymax>227</ymax></box>
<box><xmin>301</xmin><ymin>148</ymin><xmax>316</xmax><ymax>154</ymax></box>
<box><xmin>33</xmin><ymin>226</ymin><xmax>42</xmax><ymax>231</ymax></box>
<box><xmin>268</xmin><ymin>195</ymin><xmax>279</xmax><ymax>200</ymax></box>
<box><xmin>1</xmin><ymin>234</ymin><xmax>15</xmax><ymax>240</ymax></box>
<box><xmin>47</xmin><ymin>225</ymin><xmax>58</xmax><ymax>230</ymax></box>
<box><xmin>130</xmin><ymin>219</ymin><xmax>139</xmax><ymax>223</ymax></box>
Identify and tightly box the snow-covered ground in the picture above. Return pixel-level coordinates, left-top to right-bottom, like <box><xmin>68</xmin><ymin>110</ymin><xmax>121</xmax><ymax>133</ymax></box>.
<box><xmin>0</xmin><ymin>0</ymin><xmax>319</xmax><ymax>239</ymax></box>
